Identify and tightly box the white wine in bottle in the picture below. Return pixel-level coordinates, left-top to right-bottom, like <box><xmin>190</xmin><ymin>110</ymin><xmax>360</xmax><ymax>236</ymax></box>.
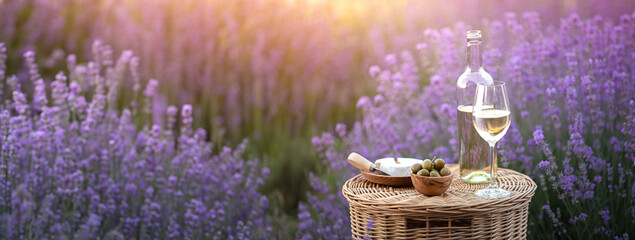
<box><xmin>456</xmin><ymin>30</ymin><xmax>494</xmax><ymax>184</ymax></box>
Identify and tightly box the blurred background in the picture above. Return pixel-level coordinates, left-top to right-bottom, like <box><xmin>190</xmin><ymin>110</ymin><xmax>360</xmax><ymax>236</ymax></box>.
<box><xmin>1</xmin><ymin>0</ymin><xmax>634</xmax><ymax>237</ymax></box>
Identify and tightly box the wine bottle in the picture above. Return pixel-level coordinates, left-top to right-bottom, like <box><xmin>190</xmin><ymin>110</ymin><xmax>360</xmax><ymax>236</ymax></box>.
<box><xmin>456</xmin><ymin>30</ymin><xmax>494</xmax><ymax>184</ymax></box>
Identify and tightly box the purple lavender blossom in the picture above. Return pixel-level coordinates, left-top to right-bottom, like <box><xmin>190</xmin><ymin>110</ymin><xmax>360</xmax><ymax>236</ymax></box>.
<box><xmin>10</xmin><ymin>0</ymin><xmax>628</xmax><ymax>139</ymax></box>
<box><xmin>0</xmin><ymin>44</ymin><xmax>271</xmax><ymax>239</ymax></box>
<box><xmin>569</xmin><ymin>213</ymin><xmax>588</xmax><ymax>224</ymax></box>
<box><xmin>538</xmin><ymin>161</ymin><xmax>551</xmax><ymax>171</ymax></box>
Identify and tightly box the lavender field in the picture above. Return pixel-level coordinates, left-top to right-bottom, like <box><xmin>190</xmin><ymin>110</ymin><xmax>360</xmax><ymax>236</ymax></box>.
<box><xmin>0</xmin><ymin>0</ymin><xmax>634</xmax><ymax>239</ymax></box>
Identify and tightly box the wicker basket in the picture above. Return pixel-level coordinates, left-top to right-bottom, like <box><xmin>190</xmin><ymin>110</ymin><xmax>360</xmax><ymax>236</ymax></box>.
<box><xmin>342</xmin><ymin>164</ymin><xmax>536</xmax><ymax>239</ymax></box>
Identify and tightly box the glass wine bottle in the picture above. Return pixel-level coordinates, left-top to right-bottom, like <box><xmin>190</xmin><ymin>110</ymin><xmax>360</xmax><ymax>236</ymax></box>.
<box><xmin>456</xmin><ymin>30</ymin><xmax>494</xmax><ymax>184</ymax></box>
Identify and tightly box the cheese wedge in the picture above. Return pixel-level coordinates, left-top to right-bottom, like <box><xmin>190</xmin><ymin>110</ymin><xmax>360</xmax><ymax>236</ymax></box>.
<box><xmin>375</xmin><ymin>157</ymin><xmax>423</xmax><ymax>177</ymax></box>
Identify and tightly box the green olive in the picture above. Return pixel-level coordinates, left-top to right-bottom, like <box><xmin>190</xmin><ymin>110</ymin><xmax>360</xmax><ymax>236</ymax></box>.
<box><xmin>429</xmin><ymin>170</ymin><xmax>441</xmax><ymax>177</ymax></box>
<box><xmin>421</xmin><ymin>159</ymin><xmax>433</xmax><ymax>171</ymax></box>
<box><xmin>417</xmin><ymin>169</ymin><xmax>430</xmax><ymax>176</ymax></box>
<box><xmin>433</xmin><ymin>159</ymin><xmax>445</xmax><ymax>170</ymax></box>
<box><xmin>440</xmin><ymin>167</ymin><xmax>451</xmax><ymax>176</ymax></box>
<box><xmin>411</xmin><ymin>163</ymin><xmax>422</xmax><ymax>173</ymax></box>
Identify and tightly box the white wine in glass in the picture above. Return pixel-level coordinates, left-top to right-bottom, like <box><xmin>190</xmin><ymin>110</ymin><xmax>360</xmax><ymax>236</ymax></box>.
<box><xmin>472</xmin><ymin>81</ymin><xmax>511</xmax><ymax>198</ymax></box>
<box><xmin>472</xmin><ymin>109</ymin><xmax>511</xmax><ymax>142</ymax></box>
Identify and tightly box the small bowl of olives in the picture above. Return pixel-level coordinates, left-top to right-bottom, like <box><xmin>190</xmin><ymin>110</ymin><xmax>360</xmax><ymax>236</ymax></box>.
<box><xmin>410</xmin><ymin>156</ymin><xmax>453</xmax><ymax>196</ymax></box>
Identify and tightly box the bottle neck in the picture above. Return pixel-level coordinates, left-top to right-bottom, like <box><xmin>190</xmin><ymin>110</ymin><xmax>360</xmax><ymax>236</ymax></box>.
<box><xmin>467</xmin><ymin>40</ymin><xmax>482</xmax><ymax>72</ymax></box>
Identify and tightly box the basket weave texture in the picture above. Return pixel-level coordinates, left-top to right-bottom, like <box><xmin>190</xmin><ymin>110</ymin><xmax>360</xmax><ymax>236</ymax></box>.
<box><xmin>342</xmin><ymin>164</ymin><xmax>536</xmax><ymax>239</ymax></box>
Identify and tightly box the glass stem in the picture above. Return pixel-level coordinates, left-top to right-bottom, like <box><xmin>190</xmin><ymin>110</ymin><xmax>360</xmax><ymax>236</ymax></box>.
<box><xmin>489</xmin><ymin>142</ymin><xmax>497</xmax><ymax>188</ymax></box>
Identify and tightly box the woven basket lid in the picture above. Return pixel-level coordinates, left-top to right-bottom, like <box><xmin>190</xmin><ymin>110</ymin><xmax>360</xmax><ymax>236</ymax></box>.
<box><xmin>343</xmin><ymin>164</ymin><xmax>536</xmax><ymax>213</ymax></box>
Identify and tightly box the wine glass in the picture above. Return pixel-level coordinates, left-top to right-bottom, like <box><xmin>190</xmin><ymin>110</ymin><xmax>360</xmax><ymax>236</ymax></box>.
<box><xmin>472</xmin><ymin>81</ymin><xmax>511</xmax><ymax>198</ymax></box>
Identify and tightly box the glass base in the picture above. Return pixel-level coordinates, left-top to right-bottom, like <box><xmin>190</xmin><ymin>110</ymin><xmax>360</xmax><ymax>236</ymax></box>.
<box><xmin>475</xmin><ymin>187</ymin><xmax>510</xmax><ymax>199</ymax></box>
